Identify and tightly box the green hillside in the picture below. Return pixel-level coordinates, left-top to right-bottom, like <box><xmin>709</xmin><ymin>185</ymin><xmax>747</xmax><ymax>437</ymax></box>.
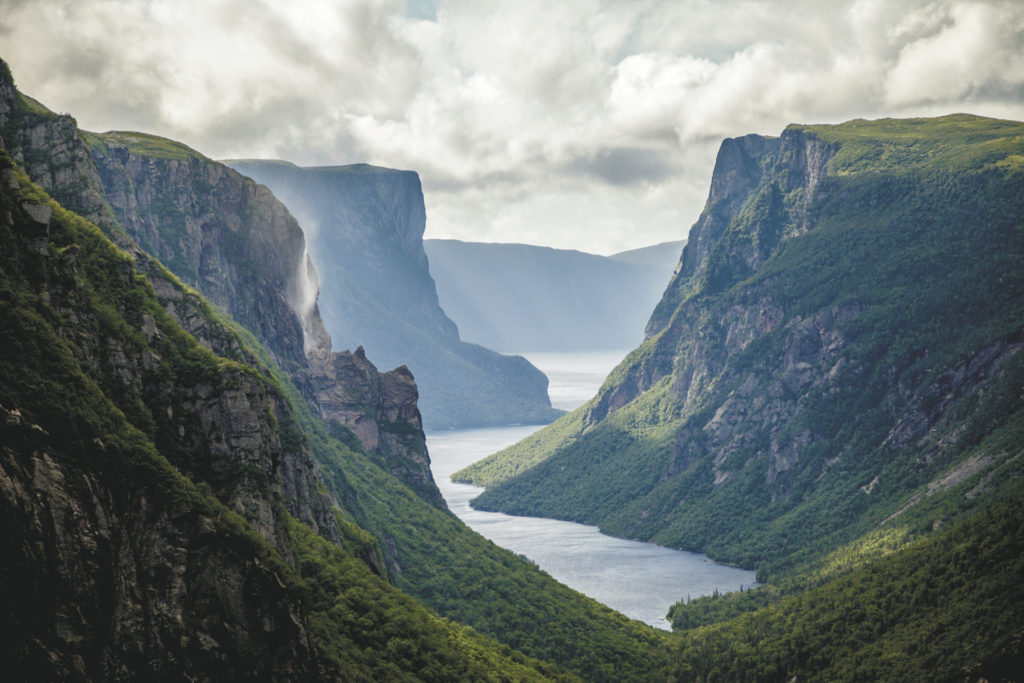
<box><xmin>458</xmin><ymin>115</ymin><xmax>1024</xmax><ymax>582</ymax></box>
<box><xmin>665</xmin><ymin>497</ymin><xmax>1024</xmax><ymax>681</ymax></box>
<box><xmin>0</xmin><ymin>153</ymin><xmax>561</xmax><ymax>680</ymax></box>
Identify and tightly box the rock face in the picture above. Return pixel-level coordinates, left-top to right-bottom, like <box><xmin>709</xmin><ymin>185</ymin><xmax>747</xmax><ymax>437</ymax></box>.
<box><xmin>0</xmin><ymin>156</ymin><xmax>336</xmax><ymax>678</ymax></box>
<box><xmin>226</xmin><ymin>160</ymin><xmax>562</xmax><ymax>429</ymax></box>
<box><xmin>0</xmin><ymin>77</ymin><xmax>112</xmax><ymax>230</ymax></box>
<box><xmin>310</xmin><ymin>346</ymin><xmax>443</xmax><ymax>507</ymax></box>
<box><xmin>424</xmin><ymin>239</ymin><xmax>683</xmax><ymax>352</ymax></box>
<box><xmin>87</xmin><ymin>132</ymin><xmax>317</xmax><ymax>371</ymax></box>
<box><xmin>0</xmin><ymin>66</ymin><xmax>443</xmax><ymax>509</ymax></box>
<box><xmin>463</xmin><ymin>115</ymin><xmax>1024</xmax><ymax>575</ymax></box>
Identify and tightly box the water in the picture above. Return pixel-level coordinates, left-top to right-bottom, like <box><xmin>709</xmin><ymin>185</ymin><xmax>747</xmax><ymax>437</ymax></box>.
<box><xmin>518</xmin><ymin>349</ymin><xmax>626</xmax><ymax>411</ymax></box>
<box><xmin>427</xmin><ymin>350</ymin><xmax>757</xmax><ymax>630</ymax></box>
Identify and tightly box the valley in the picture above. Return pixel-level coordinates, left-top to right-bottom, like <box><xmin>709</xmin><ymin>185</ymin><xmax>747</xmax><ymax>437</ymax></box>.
<box><xmin>1</xmin><ymin>46</ymin><xmax>1022</xmax><ymax>681</ymax></box>
<box><xmin>427</xmin><ymin>350</ymin><xmax>756</xmax><ymax>630</ymax></box>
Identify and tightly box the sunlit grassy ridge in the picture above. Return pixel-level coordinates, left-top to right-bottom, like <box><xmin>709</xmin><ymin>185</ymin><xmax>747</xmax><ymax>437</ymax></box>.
<box><xmin>83</xmin><ymin>130</ymin><xmax>210</xmax><ymax>161</ymax></box>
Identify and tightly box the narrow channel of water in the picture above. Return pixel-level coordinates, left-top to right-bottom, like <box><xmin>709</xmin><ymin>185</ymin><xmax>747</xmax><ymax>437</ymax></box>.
<box><xmin>427</xmin><ymin>350</ymin><xmax>757</xmax><ymax>630</ymax></box>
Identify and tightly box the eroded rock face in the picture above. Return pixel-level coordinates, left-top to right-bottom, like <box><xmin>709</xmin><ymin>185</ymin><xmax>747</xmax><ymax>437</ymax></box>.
<box><xmin>1</xmin><ymin>416</ymin><xmax>323</xmax><ymax>681</ymax></box>
<box><xmin>88</xmin><ymin>137</ymin><xmax>313</xmax><ymax>372</ymax></box>
<box><xmin>310</xmin><ymin>346</ymin><xmax>444</xmax><ymax>508</ymax></box>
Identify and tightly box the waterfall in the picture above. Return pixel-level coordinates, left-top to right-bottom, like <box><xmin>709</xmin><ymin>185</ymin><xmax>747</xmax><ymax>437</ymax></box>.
<box><xmin>296</xmin><ymin>245</ymin><xmax>321</xmax><ymax>355</ymax></box>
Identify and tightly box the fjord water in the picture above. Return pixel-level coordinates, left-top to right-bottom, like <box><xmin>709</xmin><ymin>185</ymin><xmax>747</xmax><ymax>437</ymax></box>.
<box><xmin>427</xmin><ymin>350</ymin><xmax>756</xmax><ymax>630</ymax></box>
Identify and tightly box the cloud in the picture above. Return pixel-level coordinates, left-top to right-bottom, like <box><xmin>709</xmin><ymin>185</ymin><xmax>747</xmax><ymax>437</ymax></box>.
<box><xmin>2</xmin><ymin>0</ymin><xmax>1023</xmax><ymax>254</ymax></box>
<box><xmin>885</xmin><ymin>1</ymin><xmax>1024</xmax><ymax>106</ymax></box>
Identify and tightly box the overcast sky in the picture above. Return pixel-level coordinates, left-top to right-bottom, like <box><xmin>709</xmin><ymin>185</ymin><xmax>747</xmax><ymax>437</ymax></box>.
<box><xmin>2</xmin><ymin>0</ymin><xmax>1023</xmax><ymax>254</ymax></box>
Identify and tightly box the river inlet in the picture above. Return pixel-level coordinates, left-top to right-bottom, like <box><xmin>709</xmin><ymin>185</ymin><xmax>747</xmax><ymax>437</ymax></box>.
<box><xmin>427</xmin><ymin>350</ymin><xmax>756</xmax><ymax>630</ymax></box>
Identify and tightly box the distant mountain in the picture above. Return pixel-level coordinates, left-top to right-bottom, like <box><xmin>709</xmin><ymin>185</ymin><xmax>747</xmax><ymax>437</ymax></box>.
<box><xmin>606</xmin><ymin>240</ymin><xmax>685</xmax><ymax>270</ymax></box>
<box><xmin>424</xmin><ymin>239</ymin><xmax>682</xmax><ymax>352</ymax></box>
<box><xmin>226</xmin><ymin>160</ymin><xmax>561</xmax><ymax>430</ymax></box>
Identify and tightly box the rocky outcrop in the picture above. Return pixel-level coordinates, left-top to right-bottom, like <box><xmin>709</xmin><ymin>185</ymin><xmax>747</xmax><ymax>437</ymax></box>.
<box><xmin>226</xmin><ymin>160</ymin><xmax>561</xmax><ymax>430</ymax></box>
<box><xmin>310</xmin><ymin>346</ymin><xmax>443</xmax><ymax>508</ymax></box>
<box><xmin>0</xmin><ymin>66</ymin><xmax>113</xmax><ymax>230</ymax></box>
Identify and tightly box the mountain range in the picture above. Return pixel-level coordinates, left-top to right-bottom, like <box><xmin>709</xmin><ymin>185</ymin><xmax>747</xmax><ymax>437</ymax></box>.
<box><xmin>423</xmin><ymin>239</ymin><xmax>683</xmax><ymax>352</ymax></box>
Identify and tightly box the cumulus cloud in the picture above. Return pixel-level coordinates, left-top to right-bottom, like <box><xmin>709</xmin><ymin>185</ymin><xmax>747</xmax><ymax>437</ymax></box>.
<box><xmin>2</xmin><ymin>0</ymin><xmax>1022</xmax><ymax>253</ymax></box>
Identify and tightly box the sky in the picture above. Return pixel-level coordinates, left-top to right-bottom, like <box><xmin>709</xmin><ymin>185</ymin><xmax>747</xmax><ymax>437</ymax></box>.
<box><xmin>2</xmin><ymin>0</ymin><xmax>1023</xmax><ymax>255</ymax></box>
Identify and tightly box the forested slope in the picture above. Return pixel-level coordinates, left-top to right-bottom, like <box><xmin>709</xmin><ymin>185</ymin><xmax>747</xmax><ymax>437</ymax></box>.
<box><xmin>460</xmin><ymin>115</ymin><xmax>1024</xmax><ymax>582</ymax></box>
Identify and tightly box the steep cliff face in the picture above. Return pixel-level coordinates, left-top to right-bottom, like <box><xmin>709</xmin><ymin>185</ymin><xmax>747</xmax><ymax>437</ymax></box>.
<box><xmin>1</xmin><ymin>408</ymin><xmax>325</xmax><ymax>681</ymax></box>
<box><xmin>86</xmin><ymin>132</ymin><xmax>318</xmax><ymax>371</ymax></box>
<box><xmin>0</xmin><ymin>155</ymin><xmax>337</xmax><ymax>678</ymax></box>
<box><xmin>227</xmin><ymin>160</ymin><xmax>561</xmax><ymax>429</ymax></box>
<box><xmin>0</xmin><ymin>66</ymin><xmax>444</xmax><ymax>509</ymax></box>
<box><xmin>461</xmin><ymin>115</ymin><xmax>1024</xmax><ymax>577</ymax></box>
<box><xmin>310</xmin><ymin>346</ymin><xmax>442</xmax><ymax>508</ymax></box>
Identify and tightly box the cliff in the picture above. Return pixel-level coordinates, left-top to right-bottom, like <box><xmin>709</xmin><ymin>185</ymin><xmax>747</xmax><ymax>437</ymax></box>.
<box><xmin>0</xmin><ymin>121</ymin><xmax>420</xmax><ymax>512</ymax></box>
<box><xmin>309</xmin><ymin>345</ymin><xmax>443</xmax><ymax>507</ymax></box>
<box><xmin>85</xmin><ymin>131</ymin><xmax>319</xmax><ymax>371</ymax></box>
<box><xmin>226</xmin><ymin>160</ymin><xmax>562</xmax><ymax>429</ymax></box>
<box><xmin>460</xmin><ymin>115</ymin><xmax>1024</xmax><ymax>580</ymax></box>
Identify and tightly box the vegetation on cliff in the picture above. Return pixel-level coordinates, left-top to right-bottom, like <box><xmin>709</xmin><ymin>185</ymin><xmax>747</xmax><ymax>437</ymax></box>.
<box><xmin>460</xmin><ymin>114</ymin><xmax>1024</xmax><ymax>574</ymax></box>
<box><xmin>1</xmin><ymin>59</ymin><xmax>672</xmax><ymax>680</ymax></box>
<box><xmin>456</xmin><ymin>115</ymin><xmax>1024</xmax><ymax>677</ymax></box>
<box><xmin>0</xmin><ymin>153</ymin><xmax>568</xmax><ymax>680</ymax></box>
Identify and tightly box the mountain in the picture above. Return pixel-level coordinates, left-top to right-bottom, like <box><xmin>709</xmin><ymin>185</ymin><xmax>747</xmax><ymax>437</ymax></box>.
<box><xmin>0</xmin><ymin>58</ymin><xmax>673</xmax><ymax>680</ymax></box>
<box><xmin>0</xmin><ymin>120</ymin><xmax>563</xmax><ymax>682</ymax></box>
<box><xmin>457</xmin><ymin>114</ymin><xmax>1024</xmax><ymax>581</ymax></box>
<box><xmin>60</xmin><ymin>130</ymin><xmax>439</xmax><ymax>509</ymax></box>
<box><xmin>607</xmin><ymin>240</ymin><xmax>686</xmax><ymax>270</ymax></box>
<box><xmin>224</xmin><ymin>160</ymin><xmax>562</xmax><ymax>430</ymax></box>
<box><xmin>423</xmin><ymin>239</ymin><xmax>682</xmax><ymax>352</ymax></box>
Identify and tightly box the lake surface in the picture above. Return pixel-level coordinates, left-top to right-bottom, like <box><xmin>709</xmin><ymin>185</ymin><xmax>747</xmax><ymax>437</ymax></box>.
<box><xmin>427</xmin><ymin>350</ymin><xmax>757</xmax><ymax>630</ymax></box>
